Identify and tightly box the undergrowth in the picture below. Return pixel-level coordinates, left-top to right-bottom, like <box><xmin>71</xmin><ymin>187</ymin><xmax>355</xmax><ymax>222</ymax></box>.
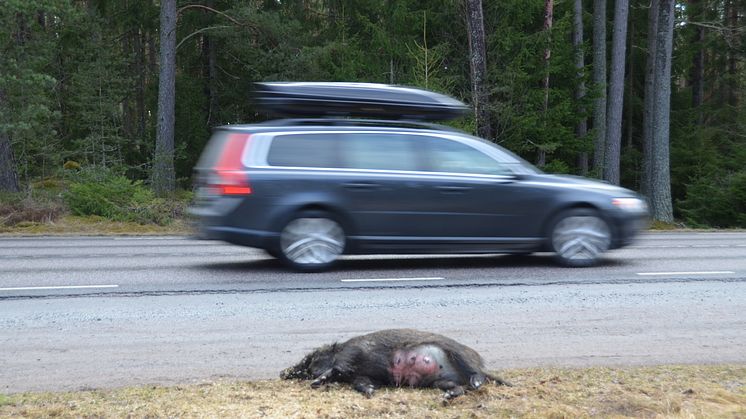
<box><xmin>0</xmin><ymin>168</ymin><xmax>193</xmax><ymax>228</ymax></box>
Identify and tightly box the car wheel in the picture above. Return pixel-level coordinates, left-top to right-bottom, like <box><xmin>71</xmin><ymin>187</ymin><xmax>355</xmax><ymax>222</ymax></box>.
<box><xmin>278</xmin><ymin>211</ymin><xmax>346</xmax><ymax>272</ymax></box>
<box><xmin>549</xmin><ymin>208</ymin><xmax>611</xmax><ymax>267</ymax></box>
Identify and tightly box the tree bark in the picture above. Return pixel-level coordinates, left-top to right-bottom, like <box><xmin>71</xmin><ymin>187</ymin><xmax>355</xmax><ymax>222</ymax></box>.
<box><xmin>203</xmin><ymin>34</ymin><xmax>218</xmax><ymax>126</ymax></box>
<box><xmin>726</xmin><ymin>0</ymin><xmax>739</xmax><ymax>108</ymax></box>
<box><xmin>202</xmin><ymin>0</ymin><xmax>218</xmax><ymax>127</ymax></box>
<box><xmin>591</xmin><ymin>0</ymin><xmax>607</xmax><ymax>173</ymax></box>
<box><xmin>464</xmin><ymin>0</ymin><xmax>491</xmax><ymax>140</ymax></box>
<box><xmin>0</xmin><ymin>87</ymin><xmax>20</xmax><ymax>192</ymax></box>
<box><xmin>147</xmin><ymin>30</ymin><xmax>157</xmax><ymax>83</ymax></box>
<box><xmin>537</xmin><ymin>0</ymin><xmax>554</xmax><ymax>167</ymax></box>
<box><xmin>0</xmin><ymin>135</ymin><xmax>19</xmax><ymax>193</ymax></box>
<box><xmin>649</xmin><ymin>0</ymin><xmax>675</xmax><ymax>222</ymax></box>
<box><xmin>625</xmin><ymin>14</ymin><xmax>635</xmax><ymax>150</ymax></box>
<box><xmin>0</xmin><ymin>91</ymin><xmax>20</xmax><ymax>193</ymax></box>
<box><xmin>122</xmin><ymin>31</ymin><xmax>135</xmax><ymax>140</ymax></box>
<box><xmin>573</xmin><ymin>0</ymin><xmax>588</xmax><ymax>175</ymax></box>
<box><xmin>642</xmin><ymin>0</ymin><xmax>659</xmax><ymax>198</ymax></box>
<box><xmin>136</xmin><ymin>29</ymin><xmax>147</xmax><ymax>141</ymax></box>
<box><xmin>604</xmin><ymin>0</ymin><xmax>629</xmax><ymax>185</ymax></box>
<box><xmin>690</xmin><ymin>0</ymin><xmax>705</xmax><ymax>125</ymax></box>
<box><xmin>153</xmin><ymin>0</ymin><xmax>177</xmax><ymax>195</ymax></box>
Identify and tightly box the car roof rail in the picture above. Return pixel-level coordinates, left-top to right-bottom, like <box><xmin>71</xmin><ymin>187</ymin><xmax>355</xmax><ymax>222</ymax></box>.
<box><xmin>262</xmin><ymin>118</ymin><xmax>460</xmax><ymax>132</ymax></box>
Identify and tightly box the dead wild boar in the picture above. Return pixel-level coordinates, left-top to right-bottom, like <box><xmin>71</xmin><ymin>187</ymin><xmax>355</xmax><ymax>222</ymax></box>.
<box><xmin>280</xmin><ymin>329</ymin><xmax>509</xmax><ymax>399</ymax></box>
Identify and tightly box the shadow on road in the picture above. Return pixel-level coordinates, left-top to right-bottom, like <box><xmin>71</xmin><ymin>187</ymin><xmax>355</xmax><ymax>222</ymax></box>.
<box><xmin>194</xmin><ymin>253</ymin><xmax>625</xmax><ymax>273</ymax></box>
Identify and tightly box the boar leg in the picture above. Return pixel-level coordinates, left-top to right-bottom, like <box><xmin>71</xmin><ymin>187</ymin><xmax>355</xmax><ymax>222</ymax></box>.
<box><xmin>310</xmin><ymin>368</ymin><xmax>337</xmax><ymax>388</ymax></box>
<box><xmin>433</xmin><ymin>379</ymin><xmax>465</xmax><ymax>399</ymax></box>
<box><xmin>352</xmin><ymin>376</ymin><xmax>376</xmax><ymax>397</ymax></box>
<box><xmin>469</xmin><ymin>373</ymin><xmax>487</xmax><ymax>389</ymax></box>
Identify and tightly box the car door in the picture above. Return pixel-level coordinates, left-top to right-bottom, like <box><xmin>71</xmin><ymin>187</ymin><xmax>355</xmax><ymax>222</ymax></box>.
<box><xmin>414</xmin><ymin>134</ymin><xmax>546</xmax><ymax>241</ymax></box>
<box><xmin>335</xmin><ymin>131</ymin><xmax>432</xmax><ymax>237</ymax></box>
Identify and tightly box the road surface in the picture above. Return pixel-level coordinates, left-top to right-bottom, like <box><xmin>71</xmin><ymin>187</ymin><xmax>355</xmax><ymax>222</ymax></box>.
<box><xmin>1</xmin><ymin>232</ymin><xmax>745</xmax><ymax>393</ymax></box>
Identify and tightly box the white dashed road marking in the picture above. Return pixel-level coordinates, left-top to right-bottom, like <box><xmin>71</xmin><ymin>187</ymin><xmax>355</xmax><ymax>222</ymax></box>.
<box><xmin>341</xmin><ymin>277</ymin><xmax>444</xmax><ymax>283</ymax></box>
<box><xmin>636</xmin><ymin>271</ymin><xmax>735</xmax><ymax>276</ymax></box>
<box><xmin>0</xmin><ymin>285</ymin><xmax>119</xmax><ymax>291</ymax></box>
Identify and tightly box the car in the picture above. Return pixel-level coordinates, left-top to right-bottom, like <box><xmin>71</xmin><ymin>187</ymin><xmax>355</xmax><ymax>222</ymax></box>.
<box><xmin>189</xmin><ymin>82</ymin><xmax>648</xmax><ymax>271</ymax></box>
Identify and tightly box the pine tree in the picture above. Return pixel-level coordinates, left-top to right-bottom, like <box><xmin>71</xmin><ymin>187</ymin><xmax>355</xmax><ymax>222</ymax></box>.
<box><xmin>153</xmin><ymin>0</ymin><xmax>177</xmax><ymax>195</ymax></box>
<box><xmin>604</xmin><ymin>0</ymin><xmax>629</xmax><ymax>185</ymax></box>
<box><xmin>465</xmin><ymin>0</ymin><xmax>491</xmax><ymax>140</ymax></box>
<box><xmin>592</xmin><ymin>0</ymin><xmax>607</xmax><ymax>173</ymax></box>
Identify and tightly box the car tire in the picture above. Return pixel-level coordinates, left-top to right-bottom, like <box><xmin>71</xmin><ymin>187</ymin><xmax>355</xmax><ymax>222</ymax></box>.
<box><xmin>277</xmin><ymin>211</ymin><xmax>346</xmax><ymax>272</ymax></box>
<box><xmin>548</xmin><ymin>208</ymin><xmax>611</xmax><ymax>267</ymax></box>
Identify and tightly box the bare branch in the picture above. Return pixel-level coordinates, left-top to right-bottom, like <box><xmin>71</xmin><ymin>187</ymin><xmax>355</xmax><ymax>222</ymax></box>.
<box><xmin>177</xmin><ymin>4</ymin><xmax>243</xmax><ymax>26</ymax></box>
<box><xmin>176</xmin><ymin>25</ymin><xmax>231</xmax><ymax>51</ymax></box>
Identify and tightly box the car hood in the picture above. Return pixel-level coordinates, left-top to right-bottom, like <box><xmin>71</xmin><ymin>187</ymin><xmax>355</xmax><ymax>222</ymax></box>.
<box><xmin>523</xmin><ymin>174</ymin><xmax>637</xmax><ymax>196</ymax></box>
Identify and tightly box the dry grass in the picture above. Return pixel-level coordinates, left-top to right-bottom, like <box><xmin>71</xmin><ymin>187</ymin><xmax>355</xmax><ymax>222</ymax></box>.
<box><xmin>0</xmin><ymin>215</ymin><xmax>193</xmax><ymax>236</ymax></box>
<box><xmin>0</xmin><ymin>197</ymin><xmax>66</xmax><ymax>227</ymax></box>
<box><xmin>2</xmin><ymin>365</ymin><xmax>744</xmax><ymax>418</ymax></box>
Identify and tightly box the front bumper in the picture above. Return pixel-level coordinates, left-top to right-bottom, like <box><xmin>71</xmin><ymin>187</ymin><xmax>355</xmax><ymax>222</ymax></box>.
<box><xmin>610</xmin><ymin>213</ymin><xmax>649</xmax><ymax>249</ymax></box>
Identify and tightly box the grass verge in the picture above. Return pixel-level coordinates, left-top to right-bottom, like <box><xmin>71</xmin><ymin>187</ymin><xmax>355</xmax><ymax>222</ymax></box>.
<box><xmin>2</xmin><ymin>365</ymin><xmax>744</xmax><ymax>418</ymax></box>
<box><xmin>0</xmin><ymin>215</ymin><xmax>193</xmax><ymax>236</ymax></box>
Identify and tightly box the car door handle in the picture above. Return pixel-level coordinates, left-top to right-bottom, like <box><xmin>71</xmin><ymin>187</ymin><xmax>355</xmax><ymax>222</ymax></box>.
<box><xmin>436</xmin><ymin>185</ymin><xmax>472</xmax><ymax>193</ymax></box>
<box><xmin>343</xmin><ymin>182</ymin><xmax>381</xmax><ymax>190</ymax></box>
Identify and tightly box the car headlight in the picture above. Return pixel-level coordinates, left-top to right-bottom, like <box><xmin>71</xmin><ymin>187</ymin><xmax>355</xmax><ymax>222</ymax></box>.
<box><xmin>612</xmin><ymin>198</ymin><xmax>648</xmax><ymax>212</ymax></box>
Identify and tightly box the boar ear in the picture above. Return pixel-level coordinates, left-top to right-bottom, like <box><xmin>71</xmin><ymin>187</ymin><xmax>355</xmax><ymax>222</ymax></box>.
<box><xmin>331</xmin><ymin>343</ymin><xmax>338</xmax><ymax>352</ymax></box>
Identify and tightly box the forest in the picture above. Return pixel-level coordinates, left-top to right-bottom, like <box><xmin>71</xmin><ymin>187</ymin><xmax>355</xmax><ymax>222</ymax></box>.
<box><xmin>1</xmin><ymin>0</ymin><xmax>744</xmax><ymax>228</ymax></box>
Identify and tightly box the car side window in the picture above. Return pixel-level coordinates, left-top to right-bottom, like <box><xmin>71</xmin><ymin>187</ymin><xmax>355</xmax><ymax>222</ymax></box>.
<box><xmin>422</xmin><ymin>136</ymin><xmax>509</xmax><ymax>175</ymax></box>
<box><xmin>267</xmin><ymin>133</ymin><xmax>341</xmax><ymax>167</ymax></box>
<box><xmin>338</xmin><ymin>133</ymin><xmax>420</xmax><ymax>172</ymax></box>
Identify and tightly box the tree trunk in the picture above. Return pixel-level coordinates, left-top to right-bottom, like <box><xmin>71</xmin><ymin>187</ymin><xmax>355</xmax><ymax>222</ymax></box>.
<box><xmin>205</xmin><ymin>35</ymin><xmax>218</xmax><ymax>126</ymax></box>
<box><xmin>136</xmin><ymin>29</ymin><xmax>147</xmax><ymax>141</ymax></box>
<box><xmin>726</xmin><ymin>0</ymin><xmax>739</xmax><ymax>108</ymax></box>
<box><xmin>0</xmin><ymin>91</ymin><xmax>20</xmax><ymax>193</ymax></box>
<box><xmin>625</xmin><ymin>14</ymin><xmax>635</xmax><ymax>150</ymax></box>
<box><xmin>690</xmin><ymin>0</ymin><xmax>704</xmax><ymax>125</ymax></box>
<box><xmin>122</xmin><ymin>31</ymin><xmax>135</xmax><ymax>140</ymax></box>
<box><xmin>153</xmin><ymin>0</ymin><xmax>177</xmax><ymax>195</ymax></box>
<box><xmin>604</xmin><ymin>0</ymin><xmax>629</xmax><ymax>185</ymax></box>
<box><xmin>0</xmin><ymin>136</ymin><xmax>19</xmax><ymax>193</ymax></box>
<box><xmin>537</xmin><ymin>0</ymin><xmax>554</xmax><ymax>167</ymax></box>
<box><xmin>642</xmin><ymin>0</ymin><xmax>659</xmax><ymax>198</ymax></box>
<box><xmin>573</xmin><ymin>0</ymin><xmax>588</xmax><ymax>175</ymax></box>
<box><xmin>464</xmin><ymin>0</ymin><xmax>491</xmax><ymax>140</ymax></box>
<box><xmin>649</xmin><ymin>0</ymin><xmax>675</xmax><ymax>222</ymax></box>
<box><xmin>591</xmin><ymin>0</ymin><xmax>606</xmax><ymax>173</ymax></box>
<box><xmin>147</xmin><ymin>30</ymin><xmax>157</xmax><ymax>83</ymax></box>
<box><xmin>202</xmin><ymin>0</ymin><xmax>218</xmax><ymax>127</ymax></box>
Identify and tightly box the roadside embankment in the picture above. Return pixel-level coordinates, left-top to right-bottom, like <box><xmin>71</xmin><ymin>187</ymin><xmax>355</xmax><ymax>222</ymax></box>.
<box><xmin>2</xmin><ymin>365</ymin><xmax>744</xmax><ymax>418</ymax></box>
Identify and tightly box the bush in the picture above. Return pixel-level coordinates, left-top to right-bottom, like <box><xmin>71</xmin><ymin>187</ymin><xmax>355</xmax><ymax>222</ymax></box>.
<box><xmin>678</xmin><ymin>171</ymin><xmax>746</xmax><ymax>228</ymax></box>
<box><xmin>63</xmin><ymin>169</ymin><xmax>188</xmax><ymax>225</ymax></box>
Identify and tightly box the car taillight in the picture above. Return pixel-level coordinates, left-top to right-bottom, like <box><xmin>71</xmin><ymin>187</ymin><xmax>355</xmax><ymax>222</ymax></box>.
<box><xmin>211</xmin><ymin>133</ymin><xmax>252</xmax><ymax>195</ymax></box>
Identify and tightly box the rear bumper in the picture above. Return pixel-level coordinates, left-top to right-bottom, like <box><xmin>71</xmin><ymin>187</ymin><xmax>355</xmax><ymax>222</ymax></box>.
<box><xmin>196</xmin><ymin>225</ymin><xmax>277</xmax><ymax>248</ymax></box>
<box><xmin>188</xmin><ymin>203</ymin><xmax>276</xmax><ymax>249</ymax></box>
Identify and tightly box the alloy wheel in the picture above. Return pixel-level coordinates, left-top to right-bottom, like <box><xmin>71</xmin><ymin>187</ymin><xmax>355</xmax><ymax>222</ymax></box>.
<box><xmin>280</xmin><ymin>217</ymin><xmax>345</xmax><ymax>266</ymax></box>
<box><xmin>551</xmin><ymin>214</ymin><xmax>611</xmax><ymax>265</ymax></box>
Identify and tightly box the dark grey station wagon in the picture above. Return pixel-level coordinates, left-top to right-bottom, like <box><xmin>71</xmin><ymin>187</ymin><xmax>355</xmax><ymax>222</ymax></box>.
<box><xmin>189</xmin><ymin>83</ymin><xmax>648</xmax><ymax>271</ymax></box>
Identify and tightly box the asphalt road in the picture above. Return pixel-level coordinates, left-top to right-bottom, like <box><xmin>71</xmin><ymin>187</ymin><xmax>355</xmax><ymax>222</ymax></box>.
<box><xmin>1</xmin><ymin>232</ymin><xmax>745</xmax><ymax>393</ymax></box>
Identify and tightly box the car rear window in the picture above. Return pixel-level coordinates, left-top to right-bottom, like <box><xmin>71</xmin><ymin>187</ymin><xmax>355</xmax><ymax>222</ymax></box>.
<box><xmin>267</xmin><ymin>132</ymin><xmax>421</xmax><ymax>172</ymax></box>
<box><xmin>338</xmin><ymin>133</ymin><xmax>419</xmax><ymax>172</ymax></box>
<box><xmin>267</xmin><ymin>133</ymin><xmax>341</xmax><ymax>167</ymax></box>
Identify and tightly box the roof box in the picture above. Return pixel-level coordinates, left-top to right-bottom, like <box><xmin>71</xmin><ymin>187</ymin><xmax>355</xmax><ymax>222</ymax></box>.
<box><xmin>253</xmin><ymin>82</ymin><xmax>469</xmax><ymax>121</ymax></box>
